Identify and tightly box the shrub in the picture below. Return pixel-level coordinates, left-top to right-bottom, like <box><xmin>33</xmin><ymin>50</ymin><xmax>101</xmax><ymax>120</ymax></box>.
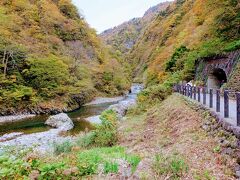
<box><xmin>77</xmin><ymin>131</ymin><xmax>96</xmax><ymax>148</ymax></box>
<box><xmin>38</xmin><ymin>162</ymin><xmax>66</xmax><ymax>179</ymax></box>
<box><xmin>152</xmin><ymin>153</ymin><xmax>188</xmax><ymax>179</ymax></box>
<box><xmin>78</xmin><ymin>150</ymin><xmax>102</xmax><ymax>176</ymax></box>
<box><xmin>137</xmin><ymin>84</ymin><xmax>171</xmax><ymax>107</ymax></box>
<box><xmin>76</xmin><ymin>109</ymin><xmax>118</xmax><ymax>148</ymax></box>
<box><xmin>53</xmin><ymin>140</ymin><xmax>74</xmax><ymax>155</ymax></box>
<box><xmin>94</xmin><ymin>110</ymin><xmax>118</xmax><ymax>147</ymax></box>
<box><xmin>77</xmin><ymin>146</ymin><xmax>141</xmax><ymax>176</ymax></box>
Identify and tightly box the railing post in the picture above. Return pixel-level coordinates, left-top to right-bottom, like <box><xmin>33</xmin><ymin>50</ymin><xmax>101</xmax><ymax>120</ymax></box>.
<box><xmin>190</xmin><ymin>86</ymin><xmax>192</xmax><ymax>99</ymax></box>
<box><xmin>194</xmin><ymin>87</ymin><xmax>196</xmax><ymax>100</ymax></box>
<box><xmin>209</xmin><ymin>89</ymin><xmax>213</xmax><ymax>108</ymax></box>
<box><xmin>236</xmin><ymin>92</ymin><xmax>240</xmax><ymax>126</ymax></box>
<box><xmin>198</xmin><ymin>87</ymin><xmax>201</xmax><ymax>102</ymax></box>
<box><xmin>216</xmin><ymin>90</ymin><xmax>220</xmax><ymax>112</ymax></box>
<box><xmin>203</xmin><ymin>87</ymin><xmax>206</xmax><ymax>105</ymax></box>
<box><xmin>224</xmin><ymin>90</ymin><xmax>229</xmax><ymax>118</ymax></box>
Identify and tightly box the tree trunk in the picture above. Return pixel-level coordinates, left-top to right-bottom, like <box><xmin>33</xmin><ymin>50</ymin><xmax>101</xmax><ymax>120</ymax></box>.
<box><xmin>3</xmin><ymin>53</ymin><xmax>9</xmax><ymax>78</ymax></box>
<box><xmin>2</xmin><ymin>49</ymin><xmax>6</xmax><ymax>78</ymax></box>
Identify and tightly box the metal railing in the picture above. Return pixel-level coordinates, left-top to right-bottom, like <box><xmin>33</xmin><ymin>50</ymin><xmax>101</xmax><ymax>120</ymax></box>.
<box><xmin>174</xmin><ymin>84</ymin><xmax>240</xmax><ymax>126</ymax></box>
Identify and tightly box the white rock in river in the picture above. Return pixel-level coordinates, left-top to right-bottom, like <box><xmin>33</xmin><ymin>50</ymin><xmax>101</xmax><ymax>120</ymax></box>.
<box><xmin>45</xmin><ymin>113</ymin><xmax>74</xmax><ymax>131</ymax></box>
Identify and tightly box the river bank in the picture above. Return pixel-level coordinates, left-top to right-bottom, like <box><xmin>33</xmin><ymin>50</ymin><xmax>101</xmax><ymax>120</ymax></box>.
<box><xmin>0</xmin><ymin>114</ymin><xmax>36</xmax><ymax>125</ymax></box>
<box><xmin>0</xmin><ymin>84</ymin><xmax>143</xmax><ymax>153</ymax></box>
<box><xmin>0</xmin><ymin>96</ymin><xmax>126</xmax><ymax>125</ymax></box>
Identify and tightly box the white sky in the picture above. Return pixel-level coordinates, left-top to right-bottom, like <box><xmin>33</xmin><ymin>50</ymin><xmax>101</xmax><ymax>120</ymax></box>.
<box><xmin>72</xmin><ymin>0</ymin><xmax>171</xmax><ymax>33</ymax></box>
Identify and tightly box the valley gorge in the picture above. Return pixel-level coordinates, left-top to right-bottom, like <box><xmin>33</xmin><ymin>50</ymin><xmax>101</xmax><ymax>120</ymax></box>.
<box><xmin>0</xmin><ymin>0</ymin><xmax>240</xmax><ymax>179</ymax></box>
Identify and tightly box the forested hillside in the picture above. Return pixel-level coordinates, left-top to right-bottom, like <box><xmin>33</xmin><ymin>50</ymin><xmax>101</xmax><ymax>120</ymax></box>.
<box><xmin>100</xmin><ymin>2</ymin><xmax>172</xmax><ymax>56</ymax></box>
<box><xmin>0</xmin><ymin>0</ymin><xmax>130</xmax><ymax>114</ymax></box>
<box><xmin>128</xmin><ymin>0</ymin><xmax>240</xmax><ymax>87</ymax></box>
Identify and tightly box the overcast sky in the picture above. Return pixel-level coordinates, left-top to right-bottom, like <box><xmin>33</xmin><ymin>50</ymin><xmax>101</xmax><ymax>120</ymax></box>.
<box><xmin>72</xmin><ymin>0</ymin><xmax>171</xmax><ymax>33</ymax></box>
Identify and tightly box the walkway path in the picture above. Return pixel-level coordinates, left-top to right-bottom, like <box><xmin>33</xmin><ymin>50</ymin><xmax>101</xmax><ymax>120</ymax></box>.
<box><xmin>186</xmin><ymin>92</ymin><xmax>237</xmax><ymax>126</ymax></box>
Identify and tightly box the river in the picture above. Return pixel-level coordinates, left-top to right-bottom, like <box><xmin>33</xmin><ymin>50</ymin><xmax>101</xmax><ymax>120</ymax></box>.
<box><xmin>0</xmin><ymin>84</ymin><xmax>143</xmax><ymax>146</ymax></box>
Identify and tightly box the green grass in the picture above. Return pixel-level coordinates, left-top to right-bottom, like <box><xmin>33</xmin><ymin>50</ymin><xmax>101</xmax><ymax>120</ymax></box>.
<box><xmin>152</xmin><ymin>153</ymin><xmax>188</xmax><ymax>179</ymax></box>
<box><xmin>0</xmin><ymin>146</ymin><xmax>141</xmax><ymax>179</ymax></box>
<box><xmin>53</xmin><ymin>140</ymin><xmax>74</xmax><ymax>155</ymax></box>
<box><xmin>77</xmin><ymin>146</ymin><xmax>141</xmax><ymax>176</ymax></box>
<box><xmin>103</xmin><ymin>161</ymin><xmax>119</xmax><ymax>174</ymax></box>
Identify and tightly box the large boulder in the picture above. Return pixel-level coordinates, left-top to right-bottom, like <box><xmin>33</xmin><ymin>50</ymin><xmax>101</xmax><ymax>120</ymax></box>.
<box><xmin>45</xmin><ymin>113</ymin><xmax>74</xmax><ymax>131</ymax></box>
<box><xmin>108</xmin><ymin>99</ymin><xmax>136</xmax><ymax>119</ymax></box>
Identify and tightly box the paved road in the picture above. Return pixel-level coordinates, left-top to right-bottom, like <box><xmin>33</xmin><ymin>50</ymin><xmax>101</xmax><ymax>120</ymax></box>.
<box><xmin>187</xmin><ymin>92</ymin><xmax>237</xmax><ymax>126</ymax></box>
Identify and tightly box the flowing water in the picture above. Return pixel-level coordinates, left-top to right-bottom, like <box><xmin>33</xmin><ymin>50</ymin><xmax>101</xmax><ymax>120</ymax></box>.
<box><xmin>0</xmin><ymin>84</ymin><xmax>143</xmax><ymax>138</ymax></box>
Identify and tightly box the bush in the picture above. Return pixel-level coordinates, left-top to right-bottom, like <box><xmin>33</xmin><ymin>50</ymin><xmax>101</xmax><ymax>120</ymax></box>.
<box><xmin>152</xmin><ymin>153</ymin><xmax>188</xmax><ymax>179</ymax></box>
<box><xmin>78</xmin><ymin>150</ymin><xmax>102</xmax><ymax>176</ymax></box>
<box><xmin>76</xmin><ymin>109</ymin><xmax>118</xmax><ymax>148</ymax></box>
<box><xmin>53</xmin><ymin>140</ymin><xmax>74</xmax><ymax>155</ymax></box>
<box><xmin>77</xmin><ymin>146</ymin><xmax>141</xmax><ymax>176</ymax></box>
<box><xmin>94</xmin><ymin>110</ymin><xmax>118</xmax><ymax>147</ymax></box>
<box><xmin>137</xmin><ymin>84</ymin><xmax>171</xmax><ymax>107</ymax></box>
<box><xmin>77</xmin><ymin>131</ymin><xmax>96</xmax><ymax>148</ymax></box>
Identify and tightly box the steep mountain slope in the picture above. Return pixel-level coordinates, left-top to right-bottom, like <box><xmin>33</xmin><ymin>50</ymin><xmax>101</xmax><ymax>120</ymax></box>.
<box><xmin>100</xmin><ymin>2</ymin><xmax>172</xmax><ymax>55</ymax></box>
<box><xmin>0</xmin><ymin>0</ymin><xmax>130</xmax><ymax>115</ymax></box>
<box><xmin>127</xmin><ymin>0</ymin><xmax>240</xmax><ymax>86</ymax></box>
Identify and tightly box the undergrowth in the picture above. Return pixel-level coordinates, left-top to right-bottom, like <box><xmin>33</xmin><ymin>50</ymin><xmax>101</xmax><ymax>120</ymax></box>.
<box><xmin>152</xmin><ymin>152</ymin><xmax>188</xmax><ymax>179</ymax></box>
<box><xmin>0</xmin><ymin>109</ymin><xmax>140</xmax><ymax>179</ymax></box>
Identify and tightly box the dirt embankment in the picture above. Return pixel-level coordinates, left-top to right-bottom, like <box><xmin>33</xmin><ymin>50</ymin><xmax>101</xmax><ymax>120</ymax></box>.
<box><xmin>118</xmin><ymin>94</ymin><xmax>238</xmax><ymax>179</ymax></box>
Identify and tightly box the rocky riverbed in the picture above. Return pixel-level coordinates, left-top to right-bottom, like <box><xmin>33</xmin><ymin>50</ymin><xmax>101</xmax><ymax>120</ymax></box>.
<box><xmin>0</xmin><ymin>113</ymin><xmax>75</xmax><ymax>153</ymax></box>
<box><xmin>0</xmin><ymin>84</ymin><xmax>143</xmax><ymax>153</ymax></box>
<box><xmin>0</xmin><ymin>114</ymin><xmax>36</xmax><ymax>124</ymax></box>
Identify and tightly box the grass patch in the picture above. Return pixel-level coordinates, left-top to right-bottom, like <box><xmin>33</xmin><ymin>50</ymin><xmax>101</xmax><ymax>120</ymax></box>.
<box><xmin>53</xmin><ymin>140</ymin><xmax>74</xmax><ymax>155</ymax></box>
<box><xmin>103</xmin><ymin>161</ymin><xmax>119</xmax><ymax>174</ymax></box>
<box><xmin>152</xmin><ymin>153</ymin><xmax>188</xmax><ymax>179</ymax></box>
<box><xmin>0</xmin><ymin>146</ymin><xmax>140</xmax><ymax>179</ymax></box>
<box><xmin>77</xmin><ymin>146</ymin><xmax>141</xmax><ymax>176</ymax></box>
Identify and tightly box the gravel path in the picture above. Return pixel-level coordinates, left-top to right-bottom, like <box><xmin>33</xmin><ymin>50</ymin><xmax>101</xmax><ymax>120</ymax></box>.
<box><xmin>186</xmin><ymin>92</ymin><xmax>237</xmax><ymax>126</ymax></box>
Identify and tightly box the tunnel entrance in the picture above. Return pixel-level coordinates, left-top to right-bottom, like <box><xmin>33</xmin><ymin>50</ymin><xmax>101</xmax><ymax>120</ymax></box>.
<box><xmin>207</xmin><ymin>68</ymin><xmax>227</xmax><ymax>89</ymax></box>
